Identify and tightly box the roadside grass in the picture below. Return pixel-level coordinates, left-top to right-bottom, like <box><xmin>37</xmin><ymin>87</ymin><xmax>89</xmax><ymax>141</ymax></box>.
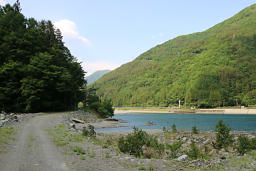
<box><xmin>0</xmin><ymin>127</ymin><xmax>17</xmax><ymax>153</ymax></box>
<box><xmin>138</xmin><ymin>165</ymin><xmax>146</xmax><ymax>170</ymax></box>
<box><xmin>105</xmin><ymin>151</ymin><xmax>111</xmax><ymax>158</ymax></box>
<box><xmin>47</xmin><ymin>124</ymin><xmax>85</xmax><ymax>147</ymax></box>
<box><xmin>71</xmin><ymin>145</ymin><xmax>85</xmax><ymax>155</ymax></box>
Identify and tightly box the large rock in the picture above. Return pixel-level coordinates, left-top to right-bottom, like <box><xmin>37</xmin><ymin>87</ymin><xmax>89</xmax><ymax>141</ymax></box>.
<box><xmin>175</xmin><ymin>154</ymin><xmax>189</xmax><ymax>161</ymax></box>
<box><xmin>0</xmin><ymin>114</ymin><xmax>5</xmax><ymax>120</ymax></box>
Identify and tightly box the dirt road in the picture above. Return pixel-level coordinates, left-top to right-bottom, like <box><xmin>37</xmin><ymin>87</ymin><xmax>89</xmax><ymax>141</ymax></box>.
<box><xmin>0</xmin><ymin>113</ymin><xmax>69</xmax><ymax>171</ymax></box>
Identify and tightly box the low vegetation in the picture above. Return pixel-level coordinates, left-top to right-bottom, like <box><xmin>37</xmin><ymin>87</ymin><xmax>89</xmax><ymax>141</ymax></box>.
<box><xmin>80</xmin><ymin>87</ymin><xmax>114</xmax><ymax>118</ymax></box>
<box><xmin>237</xmin><ymin>135</ymin><xmax>256</xmax><ymax>155</ymax></box>
<box><xmin>215</xmin><ymin>120</ymin><xmax>234</xmax><ymax>149</ymax></box>
<box><xmin>186</xmin><ymin>141</ymin><xmax>202</xmax><ymax>160</ymax></box>
<box><xmin>118</xmin><ymin>127</ymin><xmax>164</xmax><ymax>158</ymax></box>
<box><xmin>171</xmin><ymin>124</ymin><xmax>177</xmax><ymax>133</ymax></box>
<box><xmin>82</xmin><ymin>125</ymin><xmax>96</xmax><ymax>137</ymax></box>
<box><xmin>165</xmin><ymin>141</ymin><xmax>183</xmax><ymax>159</ymax></box>
<box><xmin>192</xmin><ymin>126</ymin><xmax>199</xmax><ymax>134</ymax></box>
<box><xmin>0</xmin><ymin>127</ymin><xmax>16</xmax><ymax>152</ymax></box>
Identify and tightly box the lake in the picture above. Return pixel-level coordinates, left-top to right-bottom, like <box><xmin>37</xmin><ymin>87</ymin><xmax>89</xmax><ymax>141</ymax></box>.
<box><xmin>99</xmin><ymin>113</ymin><xmax>256</xmax><ymax>131</ymax></box>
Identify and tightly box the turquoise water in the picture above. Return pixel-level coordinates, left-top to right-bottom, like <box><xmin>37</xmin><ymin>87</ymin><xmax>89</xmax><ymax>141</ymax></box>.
<box><xmin>99</xmin><ymin>113</ymin><xmax>256</xmax><ymax>131</ymax></box>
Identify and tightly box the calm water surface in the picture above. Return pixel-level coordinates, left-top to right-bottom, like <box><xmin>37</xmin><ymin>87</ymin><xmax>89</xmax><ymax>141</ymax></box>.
<box><xmin>99</xmin><ymin>113</ymin><xmax>256</xmax><ymax>131</ymax></box>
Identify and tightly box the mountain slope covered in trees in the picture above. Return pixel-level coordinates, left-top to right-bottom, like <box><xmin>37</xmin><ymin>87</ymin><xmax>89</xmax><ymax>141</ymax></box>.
<box><xmin>86</xmin><ymin>70</ymin><xmax>111</xmax><ymax>85</ymax></box>
<box><xmin>94</xmin><ymin>4</ymin><xmax>256</xmax><ymax>107</ymax></box>
<box><xmin>0</xmin><ymin>2</ymin><xmax>85</xmax><ymax>112</ymax></box>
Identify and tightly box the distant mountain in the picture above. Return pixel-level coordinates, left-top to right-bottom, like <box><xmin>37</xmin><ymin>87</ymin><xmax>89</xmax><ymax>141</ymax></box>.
<box><xmin>86</xmin><ymin>70</ymin><xmax>111</xmax><ymax>85</ymax></box>
<box><xmin>94</xmin><ymin>4</ymin><xmax>256</xmax><ymax>107</ymax></box>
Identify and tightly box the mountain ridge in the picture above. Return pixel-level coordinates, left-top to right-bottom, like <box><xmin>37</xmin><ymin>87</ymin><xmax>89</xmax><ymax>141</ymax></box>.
<box><xmin>86</xmin><ymin>70</ymin><xmax>111</xmax><ymax>85</ymax></box>
<box><xmin>94</xmin><ymin>4</ymin><xmax>256</xmax><ymax>107</ymax></box>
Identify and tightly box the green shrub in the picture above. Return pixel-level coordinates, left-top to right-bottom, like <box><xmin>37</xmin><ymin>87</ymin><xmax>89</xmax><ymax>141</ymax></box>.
<box><xmin>148</xmin><ymin>164</ymin><xmax>154</xmax><ymax>171</ymax></box>
<box><xmin>192</xmin><ymin>126</ymin><xmax>199</xmax><ymax>134</ymax></box>
<box><xmin>215</xmin><ymin>120</ymin><xmax>234</xmax><ymax>149</ymax></box>
<box><xmin>118</xmin><ymin>127</ymin><xmax>164</xmax><ymax>158</ymax></box>
<box><xmin>105</xmin><ymin>152</ymin><xmax>111</xmax><ymax>158</ymax></box>
<box><xmin>236</xmin><ymin>136</ymin><xmax>256</xmax><ymax>155</ymax></box>
<box><xmin>138</xmin><ymin>165</ymin><xmax>145</xmax><ymax>170</ymax></box>
<box><xmin>87</xmin><ymin>94</ymin><xmax>114</xmax><ymax>118</ymax></box>
<box><xmin>250</xmin><ymin>138</ymin><xmax>256</xmax><ymax>149</ymax></box>
<box><xmin>118</xmin><ymin>127</ymin><xmax>148</xmax><ymax>157</ymax></box>
<box><xmin>237</xmin><ymin>135</ymin><xmax>251</xmax><ymax>155</ymax></box>
<box><xmin>187</xmin><ymin>141</ymin><xmax>201</xmax><ymax>160</ymax></box>
<box><xmin>78</xmin><ymin>102</ymin><xmax>83</xmax><ymax>109</ymax></box>
<box><xmin>171</xmin><ymin>124</ymin><xmax>177</xmax><ymax>133</ymax></box>
<box><xmin>162</xmin><ymin>126</ymin><xmax>167</xmax><ymax>132</ymax></box>
<box><xmin>145</xmin><ymin>135</ymin><xmax>165</xmax><ymax>158</ymax></box>
<box><xmin>166</xmin><ymin>141</ymin><xmax>183</xmax><ymax>159</ymax></box>
<box><xmin>82</xmin><ymin>124</ymin><xmax>96</xmax><ymax>137</ymax></box>
<box><xmin>72</xmin><ymin>146</ymin><xmax>85</xmax><ymax>155</ymax></box>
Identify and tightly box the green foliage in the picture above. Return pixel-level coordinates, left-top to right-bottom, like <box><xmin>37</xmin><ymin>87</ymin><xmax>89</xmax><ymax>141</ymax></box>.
<box><xmin>94</xmin><ymin>4</ymin><xmax>256</xmax><ymax>108</ymax></box>
<box><xmin>78</xmin><ymin>102</ymin><xmax>83</xmax><ymax>109</ymax></box>
<box><xmin>138</xmin><ymin>165</ymin><xmax>146</xmax><ymax>170</ymax></box>
<box><xmin>187</xmin><ymin>141</ymin><xmax>201</xmax><ymax>160</ymax></box>
<box><xmin>0</xmin><ymin>127</ymin><xmax>16</xmax><ymax>152</ymax></box>
<box><xmin>237</xmin><ymin>135</ymin><xmax>251</xmax><ymax>155</ymax></box>
<box><xmin>118</xmin><ymin>127</ymin><xmax>164</xmax><ymax>158</ymax></box>
<box><xmin>166</xmin><ymin>141</ymin><xmax>183</xmax><ymax>159</ymax></box>
<box><xmin>85</xmin><ymin>88</ymin><xmax>114</xmax><ymax>118</ymax></box>
<box><xmin>215</xmin><ymin>120</ymin><xmax>234</xmax><ymax>149</ymax></box>
<box><xmin>0</xmin><ymin>2</ymin><xmax>85</xmax><ymax>112</ymax></box>
<box><xmin>171</xmin><ymin>124</ymin><xmax>177</xmax><ymax>133</ymax></box>
<box><xmin>82</xmin><ymin>124</ymin><xmax>96</xmax><ymax>137</ymax></box>
<box><xmin>148</xmin><ymin>164</ymin><xmax>154</xmax><ymax>171</ymax></box>
<box><xmin>192</xmin><ymin>126</ymin><xmax>199</xmax><ymax>134</ymax></box>
<box><xmin>250</xmin><ymin>138</ymin><xmax>256</xmax><ymax>150</ymax></box>
<box><xmin>162</xmin><ymin>126</ymin><xmax>167</xmax><ymax>132</ymax></box>
<box><xmin>72</xmin><ymin>145</ymin><xmax>85</xmax><ymax>155</ymax></box>
<box><xmin>237</xmin><ymin>136</ymin><xmax>256</xmax><ymax>155</ymax></box>
<box><xmin>105</xmin><ymin>152</ymin><xmax>111</xmax><ymax>158</ymax></box>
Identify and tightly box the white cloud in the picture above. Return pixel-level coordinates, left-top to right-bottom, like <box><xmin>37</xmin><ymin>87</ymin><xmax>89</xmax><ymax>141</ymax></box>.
<box><xmin>80</xmin><ymin>61</ymin><xmax>119</xmax><ymax>76</ymax></box>
<box><xmin>0</xmin><ymin>0</ymin><xmax>6</xmax><ymax>6</ymax></box>
<box><xmin>54</xmin><ymin>19</ymin><xmax>90</xmax><ymax>45</ymax></box>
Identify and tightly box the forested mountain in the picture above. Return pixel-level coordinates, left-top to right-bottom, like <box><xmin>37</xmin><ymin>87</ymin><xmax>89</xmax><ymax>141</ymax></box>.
<box><xmin>94</xmin><ymin>4</ymin><xmax>256</xmax><ymax>108</ymax></box>
<box><xmin>0</xmin><ymin>2</ymin><xmax>85</xmax><ymax>112</ymax></box>
<box><xmin>86</xmin><ymin>70</ymin><xmax>111</xmax><ymax>85</ymax></box>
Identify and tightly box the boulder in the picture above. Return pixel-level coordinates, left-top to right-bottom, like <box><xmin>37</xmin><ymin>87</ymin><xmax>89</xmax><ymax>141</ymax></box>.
<box><xmin>175</xmin><ymin>154</ymin><xmax>189</xmax><ymax>161</ymax></box>
<box><xmin>209</xmin><ymin>149</ymin><xmax>217</xmax><ymax>156</ymax></box>
<box><xmin>69</xmin><ymin>123</ymin><xmax>76</xmax><ymax>129</ymax></box>
<box><xmin>203</xmin><ymin>139</ymin><xmax>210</xmax><ymax>145</ymax></box>
<box><xmin>182</xmin><ymin>137</ymin><xmax>187</xmax><ymax>142</ymax></box>
<box><xmin>0</xmin><ymin>114</ymin><xmax>5</xmax><ymax>120</ymax></box>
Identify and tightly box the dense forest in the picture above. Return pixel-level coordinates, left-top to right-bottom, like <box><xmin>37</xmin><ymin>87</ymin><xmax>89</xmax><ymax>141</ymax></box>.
<box><xmin>0</xmin><ymin>2</ymin><xmax>85</xmax><ymax>112</ymax></box>
<box><xmin>94</xmin><ymin>4</ymin><xmax>256</xmax><ymax>108</ymax></box>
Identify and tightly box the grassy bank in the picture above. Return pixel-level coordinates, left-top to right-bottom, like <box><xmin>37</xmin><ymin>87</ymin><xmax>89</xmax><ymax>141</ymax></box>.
<box><xmin>0</xmin><ymin>127</ymin><xmax>17</xmax><ymax>153</ymax></box>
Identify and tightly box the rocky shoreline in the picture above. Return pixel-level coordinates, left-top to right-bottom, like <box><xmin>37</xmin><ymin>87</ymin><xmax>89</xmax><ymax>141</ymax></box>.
<box><xmin>64</xmin><ymin>110</ymin><xmax>128</xmax><ymax>131</ymax></box>
<box><xmin>61</xmin><ymin>111</ymin><xmax>256</xmax><ymax>170</ymax></box>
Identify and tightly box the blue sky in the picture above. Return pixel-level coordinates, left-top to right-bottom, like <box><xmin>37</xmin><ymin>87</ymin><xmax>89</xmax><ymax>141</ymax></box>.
<box><xmin>1</xmin><ymin>0</ymin><xmax>256</xmax><ymax>75</ymax></box>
